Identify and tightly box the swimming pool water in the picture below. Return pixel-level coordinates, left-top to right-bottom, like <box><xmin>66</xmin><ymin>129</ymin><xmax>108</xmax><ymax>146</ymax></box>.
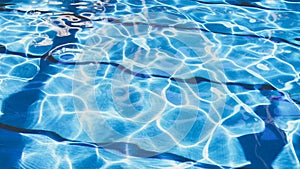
<box><xmin>0</xmin><ymin>0</ymin><xmax>299</xmax><ymax>169</ymax></box>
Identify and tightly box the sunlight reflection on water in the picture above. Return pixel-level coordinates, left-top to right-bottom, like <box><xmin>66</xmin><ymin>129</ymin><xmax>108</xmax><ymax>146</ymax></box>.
<box><xmin>0</xmin><ymin>0</ymin><xmax>299</xmax><ymax>169</ymax></box>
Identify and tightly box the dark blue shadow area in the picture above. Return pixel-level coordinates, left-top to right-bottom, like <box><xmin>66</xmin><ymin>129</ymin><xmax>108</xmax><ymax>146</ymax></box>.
<box><xmin>239</xmin><ymin>102</ymin><xmax>287</xmax><ymax>169</ymax></box>
<box><xmin>0</xmin><ymin>1</ymin><xmax>80</xmax><ymax>166</ymax></box>
<box><xmin>0</xmin><ymin>128</ymin><xmax>24</xmax><ymax>169</ymax></box>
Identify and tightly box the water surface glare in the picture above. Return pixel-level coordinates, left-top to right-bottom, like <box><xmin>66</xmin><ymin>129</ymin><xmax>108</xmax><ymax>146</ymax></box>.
<box><xmin>0</xmin><ymin>0</ymin><xmax>299</xmax><ymax>169</ymax></box>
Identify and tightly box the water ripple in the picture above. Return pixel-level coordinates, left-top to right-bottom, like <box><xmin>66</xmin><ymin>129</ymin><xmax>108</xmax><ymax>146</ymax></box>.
<box><xmin>0</xmin><ymin>0</ymin><xmax>299</xmax><ymax>169</ymax></box>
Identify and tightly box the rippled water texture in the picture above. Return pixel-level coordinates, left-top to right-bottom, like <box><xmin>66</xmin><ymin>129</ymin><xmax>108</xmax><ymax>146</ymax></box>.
<box><xmin>0</xmin><ymin>0</ymin><xmax>299</xmax><ymax>169</ymax></box>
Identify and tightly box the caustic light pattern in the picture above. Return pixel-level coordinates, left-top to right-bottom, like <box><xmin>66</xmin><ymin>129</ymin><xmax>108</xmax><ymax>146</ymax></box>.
<box><xmin>0</xmin><ymin>0</ymin><xmax>299</xmax><ymax>169</ymax></box>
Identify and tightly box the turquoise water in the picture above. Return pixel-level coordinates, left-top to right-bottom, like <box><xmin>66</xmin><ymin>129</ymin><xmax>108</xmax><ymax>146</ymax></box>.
<box><xmin>0</xmin><ymin>0</ymin><xmax>299</xmax><ymax>168</ymax></box>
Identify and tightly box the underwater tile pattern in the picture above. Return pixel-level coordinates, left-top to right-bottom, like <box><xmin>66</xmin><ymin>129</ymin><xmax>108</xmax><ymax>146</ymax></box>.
<box><xmin>0</xmin><ymin>0</ymin><xmax>299</xmax><ymax>169</ymax></box>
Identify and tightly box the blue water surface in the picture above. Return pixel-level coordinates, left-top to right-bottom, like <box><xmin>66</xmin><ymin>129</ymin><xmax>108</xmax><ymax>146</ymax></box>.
<box><xmin>0</xmin><ymin>0</ymin><xmax>299</xmax><ymax>169</ymax></box>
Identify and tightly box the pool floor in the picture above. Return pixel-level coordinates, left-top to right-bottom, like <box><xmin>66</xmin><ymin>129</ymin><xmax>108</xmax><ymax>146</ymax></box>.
<box><xmin>0</xmin><ymin>0</ymin><xmax>300</xmax><ymax>169</ymax></box>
